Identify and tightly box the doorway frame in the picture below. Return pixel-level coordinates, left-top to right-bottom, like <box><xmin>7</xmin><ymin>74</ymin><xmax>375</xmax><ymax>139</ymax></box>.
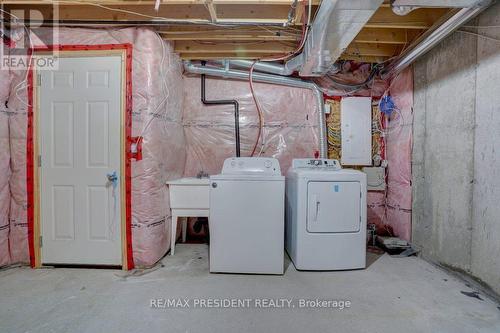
<box><xmin>27</xmin><ymin>44</ymin><xmax>134</xmax><ymax>270</ymax></box>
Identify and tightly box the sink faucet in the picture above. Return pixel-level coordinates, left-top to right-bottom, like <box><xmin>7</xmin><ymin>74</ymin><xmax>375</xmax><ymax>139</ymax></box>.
<box><xmin>197</xmin><ymin>171</ymin><xmax>209</xmax><ymax>179</ymax></box>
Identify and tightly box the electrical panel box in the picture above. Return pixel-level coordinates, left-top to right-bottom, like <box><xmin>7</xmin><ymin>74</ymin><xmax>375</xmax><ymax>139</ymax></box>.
<box><xmin>341</xmin><ymin>97</ymin><xmax>372</xmax><ymax>165</ymax></box>
<box><xmin>362</xmin><ymin>167</ymin><xmax>386</xmax><ymax>191</ymax></box>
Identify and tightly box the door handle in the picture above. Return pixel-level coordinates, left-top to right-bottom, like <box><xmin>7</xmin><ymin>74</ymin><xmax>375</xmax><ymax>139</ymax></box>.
<box><xmin>311</xmin><ymin>194</ymin><xmax>320</xmax><ymax>222</ymax></box>
<box><xmin>107</xmin><ymin>171</ymin><xmax>118</xmax><ymax>189</ymax></box>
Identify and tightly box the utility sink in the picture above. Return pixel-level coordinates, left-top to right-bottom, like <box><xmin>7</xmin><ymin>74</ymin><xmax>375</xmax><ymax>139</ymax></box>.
<box><xmin>166</xmin><ymin>177</ymin><xmax>210</xmax><ymax>209</ymax></box>
<box><xmin>166</xmin><ymin>177</ymin><xmax>210</xmax><ymax>255</ymax></box>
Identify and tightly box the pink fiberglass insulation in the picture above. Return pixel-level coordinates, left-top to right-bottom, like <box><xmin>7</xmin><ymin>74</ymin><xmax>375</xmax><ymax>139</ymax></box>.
<box><xmin>367</xmin><ymin>191</ymin><xmax>386</xmax><ymax>227</ymax></box>
<box><xmin>8</xmin><ymin>111</ymin><xmax>28</xmax><ymax>263</ymax></box>
<box><xmin>182</xmin><ymin>76</ymin><xmax>320</xmax><ymax>176</ymax></box>
<box><xmin>8</xmin><ymin>27</ymin><xmax>185</xmax><ymax>267</ymax></box>
<box><xmin>0</xmin><ymin>46</ymin><xmax>11</xmax><ymax>266</ymax></box>
<box><xmin>385</xmin><ymin>69</ymin><xmax>413</xmax><ymax>241</ymax></box>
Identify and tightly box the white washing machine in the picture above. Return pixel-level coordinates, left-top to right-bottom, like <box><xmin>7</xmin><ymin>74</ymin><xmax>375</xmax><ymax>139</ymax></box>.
<box><xmin>209</xmin><ymin>157</ymin><xmax>285</xmax><ymax>274</ymax></box>
<box><xmin>285</xmin><ymin>159</ymin><xmax>367</xmax><ymax>270</ymax></box>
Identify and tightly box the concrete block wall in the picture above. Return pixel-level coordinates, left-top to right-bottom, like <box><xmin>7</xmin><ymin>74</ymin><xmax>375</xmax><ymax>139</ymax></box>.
<box><xmin>412</xmin><ymin>3</ymin><xmax>500</xmax><ymax>295</ymax></box>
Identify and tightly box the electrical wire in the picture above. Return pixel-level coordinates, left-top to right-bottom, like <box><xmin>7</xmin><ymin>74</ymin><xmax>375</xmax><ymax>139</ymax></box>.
<box><xmin>248</xmin><ymin>0</ymin><xmax>311</xmax><ymax>156</ymax></box>
<box><xmin>326</xmin><ymin>63</ymin><xmax>381</xmax><ymax>91</ymax></box>
<box><xmin>34</xmin><ymin>0</ymin><xmax>289</xmax><ymax>27</ymax></box>
<box><xmin>43</xmin><ymin>0</ymin><xmax>219</xmax><ymax>24</ymax></box>
<box><xmin>249</xmin><ymin>61</ymin><xmax>263</xmax><ymax>157</ymax></box>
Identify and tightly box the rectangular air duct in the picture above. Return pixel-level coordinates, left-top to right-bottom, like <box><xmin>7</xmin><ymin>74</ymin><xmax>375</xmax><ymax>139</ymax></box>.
<box><xmin>299</xmin><ymin>0</ymin><xmax>384</xmax><ymax>76</ymax></box>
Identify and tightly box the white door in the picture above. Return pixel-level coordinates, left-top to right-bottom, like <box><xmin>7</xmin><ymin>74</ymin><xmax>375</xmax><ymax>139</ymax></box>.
<box><xmin>39</xmin><ymin>56</ymin><xmax>123</xmax><ymax>265</ymax></box>
<box><xmin>307</xmin><ymin>181</ymin><xmax>361</xmax><ymax>233</ymax></box>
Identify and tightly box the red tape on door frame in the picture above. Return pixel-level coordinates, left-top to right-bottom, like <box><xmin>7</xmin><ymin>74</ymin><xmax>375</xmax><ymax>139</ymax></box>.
<box><xmin>27</xmin><ymin>44</ymin><xmax>134</xmax><ymax>269</ymax></box>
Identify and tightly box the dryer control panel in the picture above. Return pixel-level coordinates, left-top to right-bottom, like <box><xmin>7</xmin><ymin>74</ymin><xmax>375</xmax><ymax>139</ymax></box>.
<box><xmin>292</xmin><ymin>159</ymin><xmax>341</xmax><ymax>170</ymax></box>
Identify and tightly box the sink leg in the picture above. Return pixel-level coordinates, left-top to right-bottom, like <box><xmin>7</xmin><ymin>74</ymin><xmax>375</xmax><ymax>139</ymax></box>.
<box><xmin>171</xmin><ymin>213</ymin><xmax>178</xmax><ymax>255</ymax></box>
<box><xmin>182</xmin><ymin>218</ymin><xmax>187</xmax><ymax>243</ymax></box>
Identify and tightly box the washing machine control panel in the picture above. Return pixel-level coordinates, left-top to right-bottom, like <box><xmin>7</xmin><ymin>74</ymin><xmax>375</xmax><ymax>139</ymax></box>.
<box><xmin>222</xmin><ymin>157</ymin><xmax>282</xmax><ymax>175</ymax></box>
<box><xmin>292</xmin><ymin>158</ymin><xmax>341</xmax><ymax>170</ymax></box>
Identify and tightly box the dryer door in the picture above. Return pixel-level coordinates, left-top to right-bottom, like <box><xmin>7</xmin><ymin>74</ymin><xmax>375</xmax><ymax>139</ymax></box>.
<box><xmin>306</xmin><ymin>181</ymin><xmax>361</xmax><ymax>233</ymax></box>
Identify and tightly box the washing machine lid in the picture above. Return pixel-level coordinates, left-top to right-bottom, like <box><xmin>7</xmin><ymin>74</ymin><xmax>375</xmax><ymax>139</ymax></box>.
<box><xmin>220</xmin><ymin>157</ymin><xmax>282</xmax><ymax>176</ymax></box>
<box><xmin>210</xmin><ymin>174</ymin><xmax>284</xmax><ymax>181</ymax></box>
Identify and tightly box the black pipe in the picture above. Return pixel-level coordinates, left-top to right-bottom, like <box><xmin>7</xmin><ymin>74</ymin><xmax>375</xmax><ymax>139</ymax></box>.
<box><xmin>200</xmin><ymin>61</ymin><xmax>241</xmax><ymax>157</ymax></box>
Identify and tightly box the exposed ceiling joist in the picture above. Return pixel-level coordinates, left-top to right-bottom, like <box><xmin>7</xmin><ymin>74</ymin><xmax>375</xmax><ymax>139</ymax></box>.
<box><xmin>344</xmin><ymin>43</ymin><xmax>399</xmax><ymax>58</ymax></box>
<box><xmin>180</xmin><ymin>52</ymin><xmax>277</xmax><ymax>59</ymax></box>
<box><xmin>366</xmin><ymin>7</ymin><xmax>449</xmax><ymax>29</ymax></box>
<box><xmin>0</xmin><ymin>0</ymin><xmax>456</xmax><ymax>63</ymax></box>
<box><xmin>162</xmin><ymin>32</ymin><xmax>299</xmax><ymax>41</ymax></box>
<box><xmin>354</xmin><ymin>28</ymin><xmax>410</xmax><ymax>44</ymax></box>
<box><xmin>205</xmin><ymin>0</ymin><xmax>218</xmax><ymax>22</ymax></box>
<box><xmin>174</xmin><ymin>40</ymin><xmax>295</xmax><ymax>54</ymax></box>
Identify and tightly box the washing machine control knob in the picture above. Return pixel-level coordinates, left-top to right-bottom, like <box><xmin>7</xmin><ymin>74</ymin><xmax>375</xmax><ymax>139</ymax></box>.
<box><xmin>211</xmin><ymin>182</ymin><xmax>217</xmax><ymax>188</ymax></box>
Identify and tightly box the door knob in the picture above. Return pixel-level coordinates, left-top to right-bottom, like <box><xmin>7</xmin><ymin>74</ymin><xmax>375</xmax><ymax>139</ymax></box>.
<box><xmin>107</xmin><ymin>171</ymin><xmax>118</xmax><ymax>189</ymax></box>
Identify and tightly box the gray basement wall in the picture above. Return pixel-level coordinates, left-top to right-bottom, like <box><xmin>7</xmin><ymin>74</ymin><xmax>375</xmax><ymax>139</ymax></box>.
<box><xmin>413</xmin><ymin>2</ymin><xmax>500</xmax><ymax>295</ymax></box>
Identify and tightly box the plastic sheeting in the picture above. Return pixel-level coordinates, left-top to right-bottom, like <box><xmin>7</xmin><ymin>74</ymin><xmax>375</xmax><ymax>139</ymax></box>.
<box><xmin>7</xmin><ymin>27</ymin><xmax>185</xmax><ymax>267</ymax></box>
<box><xmin>385</xmin><ymin>69</ymin><xmax>413</xmax><ymax>241</ymax></box>
<box><xmin>182</xmin><ymin>76</ymin><xmax>320</xmax><ymax>176</ymax></box>
<box><xmin>2</xmin><ymin>25</ymin><xmax>412</xmax><ymax>267</ymax></box>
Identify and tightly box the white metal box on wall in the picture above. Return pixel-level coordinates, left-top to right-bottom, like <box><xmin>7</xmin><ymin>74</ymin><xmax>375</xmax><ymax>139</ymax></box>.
<box><xmin>341</xmin><ymin>97</ymin><xmax>372</xmax><ymax>166</ymax></box>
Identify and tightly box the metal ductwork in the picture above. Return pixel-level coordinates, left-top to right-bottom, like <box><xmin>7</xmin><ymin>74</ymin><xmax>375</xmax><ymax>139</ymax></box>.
<box><xmin>298</xmin><ymin>0</ymin><xmax>384</xmax><ymax>77</ymax></box>
<box><xmin>212</xmin><ymin>57</ymin><xmax>341</xmax><ymax>77</ymax></box>
<box><xmin>184</xmin><ymin>61</ymin><xmax>328</xmax><ymax>158</ymax></box>
<box><xmin>381</xmin><ymin>0</ymin><xmax>493</xmax><ymax>78</ymax></box>
<box><xmin>390</xmin><ymin>0</ymin><xmax>490</xmax><ymax>15</ymax></box>
<box><xmin>214</xmin><ymin>57</ymin><xmax>303</xmax><ymax>77</ymax></box>
<box><xmin>391</xmin><ymin>0</ymin><xmax>489</xmax><ymax>8</ymax></box>
<box><xmin>225</xmin><ymin>0</ymin><xmax>382</xmax><ymax>78</ymax></box>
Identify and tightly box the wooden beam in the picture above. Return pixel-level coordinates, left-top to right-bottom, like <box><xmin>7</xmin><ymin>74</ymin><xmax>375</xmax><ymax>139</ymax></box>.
<box><xmin>366</xmin><ymin>7</ymin><xmax>450</xmax><ymax>29</ymax></box>
<box><xmin>293</xmin><ymin>0</ymin><xmax>304</xmax><ymax>25</ymax></box>
<box><xmin>5</xmin><ymin>4</ymin><xmax>212</xmax><ymax>21</ymax></box>
<box><xmin>179</xmin><ymin>52</ymin><xmax>277</xmax><ymax>60</ymax></box>
<box><xmin>211</xmin><ymin>0</ymin><xmax>321</xmax><ymax>4</ymax></box>
<box><xmin>159</xmin><ymin>26</ymin><xmax>300</xmax><ymax>41</ymax></box>
<box><xmin>205</xmin><ymin>0</ymin><xmax>218</xmax><ymax>22</ymax></box>
<box><xmin>174</xmin><ymin>40</ymin><xmax>295</xmax><ymax>54</ymax></box>
<box><xmin>216</xmin><ymin>4</ymin><xmax>290</xmax><ymax>20</ymax></box>
<box><xmin>161</xmin><ymin>32</ymin><xmax>299</xmax><ymax>41</ymax></box>
<box><xmin>0</xmin><ymin>0</ymin><xmax>322</xmax><ymax>4</ymax></box>
<box><xmin>3</xmin><ymin>2</ymin><xmax>313</xmax><ymax>23</ymax></box>
<box><xmin>339</xmin><ymin>54</ymin><xmax>389</xmax><ymax>64</ymax></box>
<box><xmin>344</xmin><ymin>43</ymin><xmax>398</xmax><ymax>58</ymax></box>
<box><xmin>354</xmin><ymin>28</ymin><xmax>409</xmax><ymax>44</ymax></box>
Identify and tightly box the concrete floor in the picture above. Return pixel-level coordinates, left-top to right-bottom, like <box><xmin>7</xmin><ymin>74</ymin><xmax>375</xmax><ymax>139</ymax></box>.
<box><xmin>1</xmin><ymin>244</ymin><xmax>499</xmax><ymax>333</ymax></box>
